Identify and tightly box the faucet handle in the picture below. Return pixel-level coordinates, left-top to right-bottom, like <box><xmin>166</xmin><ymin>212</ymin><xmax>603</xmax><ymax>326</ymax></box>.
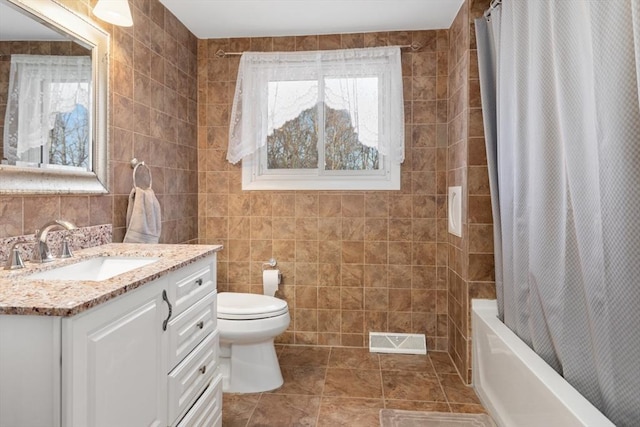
<box><xmin>59</xmin><ymin>230</ymin><xmax>85</xmax><ymax>259</ymax></box>
<box><xmin>59</xmin><ymin>235</ymin><xmax>73</xmax><ymax>259</ymax></box>
<box><xmin>4</xmin><ymin>240</ymin><xmax>28</xmax><ymax>270</ymax></box>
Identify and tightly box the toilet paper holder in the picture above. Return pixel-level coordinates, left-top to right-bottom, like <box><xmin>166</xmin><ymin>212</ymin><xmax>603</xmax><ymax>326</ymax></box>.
<box><xmin>262</xmin><ymin>259</ymin><xmax>283</xmax><ymax>295</ymax></box>
<box><xmin>262</xmin><ymin>258</ymin><xmax>277</xmax><ymax>270</ymax></box>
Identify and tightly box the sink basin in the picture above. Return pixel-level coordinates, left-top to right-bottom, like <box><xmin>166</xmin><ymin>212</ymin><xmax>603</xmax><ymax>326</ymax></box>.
<box><xmin>27</xmin><ymin>256</ymin><xmax>160</xmax><ymax>281</ymax></box>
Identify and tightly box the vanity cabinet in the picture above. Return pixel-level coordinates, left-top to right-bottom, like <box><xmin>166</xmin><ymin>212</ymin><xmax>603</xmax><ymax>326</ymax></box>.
<box><xmin>63</xmin><ymin>275</ymin><xmax>168</xmax><ymax>427</ymax></box>
<box><xmin>0</xmin><ymin>254</ymin><xmax>222</xmax><ymax>427</ymax></box>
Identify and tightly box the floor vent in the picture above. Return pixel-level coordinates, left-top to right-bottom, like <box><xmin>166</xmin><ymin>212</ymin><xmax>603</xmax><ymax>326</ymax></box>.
<box><xmin>369</xmin><ymin>332</ymin><xmax>427</xmax><ymax>355</ymax></box>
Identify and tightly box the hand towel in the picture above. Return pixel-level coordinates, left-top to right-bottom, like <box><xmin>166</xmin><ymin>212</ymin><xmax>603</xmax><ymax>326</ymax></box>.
<box><xmin>123</xmin><ymin>186</ymin><xmax>162</xmax><ymax>244</ymax></box>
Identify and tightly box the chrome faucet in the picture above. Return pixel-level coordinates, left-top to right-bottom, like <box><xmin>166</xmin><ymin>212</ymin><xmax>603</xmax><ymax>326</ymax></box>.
<box><xmin>33</xmin><ymin>220</ymin><xmax>77</xmax><ymax>263</ymax></box>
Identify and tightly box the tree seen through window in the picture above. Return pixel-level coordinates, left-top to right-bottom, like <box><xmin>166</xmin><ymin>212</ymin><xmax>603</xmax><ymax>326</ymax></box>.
<box><xmin>49</xmin><ymin>103</ymin><xmax>89</xmax><ymax>168</ymax></box>
<box><xmin>266</xmin><ymin>102</ymin><xmax>379</xmax><ymax>171</ymax></box>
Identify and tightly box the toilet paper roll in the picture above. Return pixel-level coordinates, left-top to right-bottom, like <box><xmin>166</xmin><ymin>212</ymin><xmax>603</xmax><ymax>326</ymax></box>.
<box><xmin>263</xmin><ymin>269</ymin><xmax>281</xmax><ymax>296</ymax></box>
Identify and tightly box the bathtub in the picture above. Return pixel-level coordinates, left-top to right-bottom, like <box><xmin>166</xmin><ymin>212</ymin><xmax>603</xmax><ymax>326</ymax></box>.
<box><xmin>471</xmin><ymin>299</ymin><xmax>615</xmax><ymax>427</ymax></box>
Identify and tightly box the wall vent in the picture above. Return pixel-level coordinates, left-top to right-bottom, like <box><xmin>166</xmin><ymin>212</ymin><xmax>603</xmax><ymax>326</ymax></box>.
<box><xmin>369</xmin><ymin>332</ymin><xmax>427</xmax><ymax>355</ymax></box>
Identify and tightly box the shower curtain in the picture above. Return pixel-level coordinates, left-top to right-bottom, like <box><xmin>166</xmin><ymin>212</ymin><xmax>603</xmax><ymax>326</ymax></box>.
<box><xmin>476</xmin><ymin>1</ymin><xmax>640</xmax><ymax>425</ymax></box>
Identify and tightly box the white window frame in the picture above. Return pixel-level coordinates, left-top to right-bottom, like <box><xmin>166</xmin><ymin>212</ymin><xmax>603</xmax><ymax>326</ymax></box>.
<box><xmin>239</xmin><ymin>51</ymin><xmax>403</xmax><ymax>191</ymax></box>
<box><xmin>242</xmin><ymin>153</ymin><xmax>399</xmax><ymax>190</ymax></box>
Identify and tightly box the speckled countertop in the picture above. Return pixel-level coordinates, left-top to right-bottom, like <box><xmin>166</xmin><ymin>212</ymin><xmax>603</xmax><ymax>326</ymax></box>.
<box><xmin>0</xmin><ymin>243</ymin><xmax>222</xmax><ymax>317</ymax></box>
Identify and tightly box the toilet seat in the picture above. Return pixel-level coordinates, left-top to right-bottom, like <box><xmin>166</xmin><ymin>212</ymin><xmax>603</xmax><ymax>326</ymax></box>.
<box><xmin>217</xmin><ymin>292</ymin><xmax>288</xmax><ymax>320</ymax></box>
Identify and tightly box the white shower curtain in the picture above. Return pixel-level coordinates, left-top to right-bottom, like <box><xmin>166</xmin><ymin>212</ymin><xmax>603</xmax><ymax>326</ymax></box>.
<box><xmin>476</xmin><ymin>1</ymin><xmax>640</xmax><ymax>425</ymax></box>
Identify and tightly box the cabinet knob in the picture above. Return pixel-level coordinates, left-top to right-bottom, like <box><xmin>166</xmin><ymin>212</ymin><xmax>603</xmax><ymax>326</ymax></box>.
<box><xmin>196</xmin><ymin>321</ymin><xmax>204</xmax><ymax>329</ymax></box>
<box><xmin>199</xmin><ymin>365</ymin><xmax>206</xmax><ymax>374</ymax></box>
<box><xmin>195</xmin><ymin>278</ymin><xmax>203</xmax><ymax>286</ymax></box>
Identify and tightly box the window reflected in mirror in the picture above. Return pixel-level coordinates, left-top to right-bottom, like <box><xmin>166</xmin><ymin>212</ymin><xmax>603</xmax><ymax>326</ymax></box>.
<box><xmin>2</xmin><ymin>52</ymin><xmax>92</xmax><ymax>170</ymax></box>
<box><xmin>0</xmin><ymin>0</ymin><xmax>109</xmax><ymax>194</ymax></box>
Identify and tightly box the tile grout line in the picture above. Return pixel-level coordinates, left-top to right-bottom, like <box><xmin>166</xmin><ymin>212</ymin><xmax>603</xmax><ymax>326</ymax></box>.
<box><xmin>244</xmin><ymin>392</ymin><xmax>262</xmax><ymax>426</ymax></box>
<box><xmin>430</xmin><ymin>354</ymin><xmax>453</xmax><ymax>412</ymax></box>
<box><xmin>314</xmin><ymin>346</ymin><xmax>333</xmax><ymax>426</ymax></box>
<box><xmin>378</xmin><ymin>352</ymin><xmax>387</xmax><ymax>411</ymax></box>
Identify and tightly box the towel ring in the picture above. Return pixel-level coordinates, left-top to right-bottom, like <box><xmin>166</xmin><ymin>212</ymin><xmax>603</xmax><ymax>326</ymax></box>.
<box><xmin>131</xmin><ymin>159</ymin><xmax>152</xmax><ymax>189</ymax></box>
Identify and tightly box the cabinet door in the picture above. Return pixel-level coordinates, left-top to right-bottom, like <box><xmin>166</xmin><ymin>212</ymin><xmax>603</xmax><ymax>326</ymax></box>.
<box><xmin>62</xmin><ymin>278</ymin><xmax>169</xmax><ymax>427</ymax></box>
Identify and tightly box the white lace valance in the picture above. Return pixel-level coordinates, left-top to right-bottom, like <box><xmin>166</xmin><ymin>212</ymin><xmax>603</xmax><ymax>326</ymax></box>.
<box><xmin>227</xmin><ymin>46</ymin><xmax>405</xmax><ymax>165</ymax></box>
<box><xmin>3</xmin><ymin>55</ymin><xmax>91</xmax><ymax>163</ymax></box>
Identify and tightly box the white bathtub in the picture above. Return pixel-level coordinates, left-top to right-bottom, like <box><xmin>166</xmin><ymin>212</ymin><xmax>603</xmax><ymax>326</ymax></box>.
<box><xmin>471</xmin><ymin>299</ymin><xmax>615</xmax><ymax>427</ymax></box>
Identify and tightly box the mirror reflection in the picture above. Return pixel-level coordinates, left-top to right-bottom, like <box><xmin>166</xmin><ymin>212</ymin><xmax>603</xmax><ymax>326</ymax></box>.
<box><xmin>0</xmin><ymin>0</ymin><xmax>108</xmax><ymax>194</ymax></box>
<box><xmin>0</xmin><ymin>0</ymin><xmax>93</xmax><ymax>172</ymax></box>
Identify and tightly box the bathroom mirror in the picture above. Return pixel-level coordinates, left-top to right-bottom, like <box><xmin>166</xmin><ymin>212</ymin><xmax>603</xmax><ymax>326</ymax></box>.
<box><xmin>0</xmin><ymin>0</ymin><xmax>109</xmax><ymax>194</ymax></box>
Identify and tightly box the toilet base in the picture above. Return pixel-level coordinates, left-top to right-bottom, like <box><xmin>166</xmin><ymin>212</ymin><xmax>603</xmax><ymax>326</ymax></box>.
<box><xmin>219</xmin><ymin>338</ymin><xmax>283</xmax><ymax>393</ymax></box>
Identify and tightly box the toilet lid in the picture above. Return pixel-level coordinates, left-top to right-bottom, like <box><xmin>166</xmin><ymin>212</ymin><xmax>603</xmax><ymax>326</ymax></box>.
<box><xmin>217</xmin><ymin>292</ymin><xmax>289</xmax><ymax>320</ymax></box>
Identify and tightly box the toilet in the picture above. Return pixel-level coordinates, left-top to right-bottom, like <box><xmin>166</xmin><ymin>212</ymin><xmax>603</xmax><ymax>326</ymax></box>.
<box><xmin>216</xmin><ymin>290</ymin><xmax>290</xmax><ymax>393</ymax></box>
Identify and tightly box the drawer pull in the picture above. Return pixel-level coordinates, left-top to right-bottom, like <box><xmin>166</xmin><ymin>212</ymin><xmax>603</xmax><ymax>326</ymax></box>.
<box><xmin>199</xmin><ymin>365</ymin><xmax>206</xmax><ymax>374</ymax></box>
<box><xmin>161</xmin><ymin>290</ymin><xmax>172</xmax><ymax>331</ymax></box>
<box><xmin>195</xmin><ymin>278</ymin><xmax>203</xmax><ymax>286</ymax></box>
<box><xmin>196</xmin><ymin>321</ymin><xmax>204</xmax><ymax>329</ymax></box>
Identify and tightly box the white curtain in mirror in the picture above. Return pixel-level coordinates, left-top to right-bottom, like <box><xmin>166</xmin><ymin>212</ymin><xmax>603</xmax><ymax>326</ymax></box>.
<box><xmin>3</xmin><ymin>54</ymin><xmax>91</xmax><ymax>165</ymax></box>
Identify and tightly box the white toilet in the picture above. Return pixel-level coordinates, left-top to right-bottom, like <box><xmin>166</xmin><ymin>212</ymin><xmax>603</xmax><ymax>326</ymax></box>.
<box><xmin>217</xmin><ymin>290</ymin><xmax>290</xmax><ymax>393</ymax></box>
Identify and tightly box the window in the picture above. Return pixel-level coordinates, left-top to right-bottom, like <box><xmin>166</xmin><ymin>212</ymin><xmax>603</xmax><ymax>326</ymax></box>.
<box><xmin>3</xmin><ymin>55</ymin><xmax>91</xmax><ymax>170</ymax></box>
<box><xmin>228</xmin><ymin>47</ymin><xmax>405</xmax><ymax>190</ymax></box>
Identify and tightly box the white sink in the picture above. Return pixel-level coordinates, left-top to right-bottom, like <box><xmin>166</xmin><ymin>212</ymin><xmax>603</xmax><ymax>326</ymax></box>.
<box><xmin>27</xmin><ymin>256</ymin><xmax>160</xmax><ymax>282</ymax></box>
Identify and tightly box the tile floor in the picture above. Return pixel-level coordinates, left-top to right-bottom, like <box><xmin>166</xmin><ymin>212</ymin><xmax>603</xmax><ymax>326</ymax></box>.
<box><xmin>222</xmin><ymin>345</ymin><xmax>487</xmax><ymax>426</ymax></box>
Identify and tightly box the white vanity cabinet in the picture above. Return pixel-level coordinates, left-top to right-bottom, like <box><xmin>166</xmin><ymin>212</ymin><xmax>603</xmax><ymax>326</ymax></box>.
<box><xmin>0</xmin><ymin>253</ymin><xmax>222</xmax><ymax>427</ymax></box>
<box><xmin>63</xmin><ymin>275</ymin><xmax>169</xmax><ymax>427</ymax></box>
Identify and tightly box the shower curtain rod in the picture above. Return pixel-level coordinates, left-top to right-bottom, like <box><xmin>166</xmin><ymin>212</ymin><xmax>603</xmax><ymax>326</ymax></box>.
<box><xmin>484</xmin><ymin>0</ymin><xmax>502</xmax><ymax>18</ymax></box>
<box><xmin>214</xmin><ymin>41</ymin><xmax>424</xmax><ymax>58</ymax></box>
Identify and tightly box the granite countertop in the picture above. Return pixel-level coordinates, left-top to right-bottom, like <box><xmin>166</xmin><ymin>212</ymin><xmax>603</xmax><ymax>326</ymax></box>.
<box><xmin>0</xmin><ymin>243</ymin><xmax>222</xmax><ymax>317</ymax></box>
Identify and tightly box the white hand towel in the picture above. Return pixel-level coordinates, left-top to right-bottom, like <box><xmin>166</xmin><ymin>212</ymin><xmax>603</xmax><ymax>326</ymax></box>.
<box><xmin>123</xmin><ymin>186</ymin><xmax>162</xmax><ymax>244</ymax></box>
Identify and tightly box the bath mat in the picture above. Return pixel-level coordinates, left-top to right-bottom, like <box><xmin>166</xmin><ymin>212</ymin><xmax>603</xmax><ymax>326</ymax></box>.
<box><xmin>379</xmin><ymin>409</ymin><xmax>496</xmax><ymax>427</ymax></box>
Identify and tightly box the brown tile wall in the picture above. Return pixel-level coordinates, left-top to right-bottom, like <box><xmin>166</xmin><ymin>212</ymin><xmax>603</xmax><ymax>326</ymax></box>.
<box><xmin>198</xmin><ymin>31</ymin><xmax>452</xmax><ymax>350</ymax></box>
<box><xmin>0</xmin><ymin>0</ymin><xmax>199</xmax><ymax>244</ymax></box>
<box><xmin>447</xmin><ymin>0</ymin><xmax>495</xmax><ymax>384</ymax></box>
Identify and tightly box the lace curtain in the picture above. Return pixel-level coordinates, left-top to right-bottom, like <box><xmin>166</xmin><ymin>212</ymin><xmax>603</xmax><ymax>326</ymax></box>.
<box><xmin>3</xmin><ymin>55</ymin><xmax>91</xmax><ymax>163</ymax></box>
<box><xmin>227</xmin><ymin>46</ymin><xmax>404</xmax><ymax>165</ymax></box>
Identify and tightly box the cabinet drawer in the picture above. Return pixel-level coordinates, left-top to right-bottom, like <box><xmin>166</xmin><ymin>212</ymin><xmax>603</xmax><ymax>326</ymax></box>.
<box><xmin>169</xmin><ymin>256</ymin><xmax>216</xmax><ymax>318</ymax></box>
<box><xmin>175</xmin><ymin>374</ymin><xmax>223</xmax><ymax>427</ymax></box>
<box><xmin>167</xmin><ymin>292</ymin><xmax>217</xmax><ymax>371</ymax></box>
<box><xmin>168</xmin><ymin>330</ymin><xmax>219</xmax><ymax>424</ymax></box>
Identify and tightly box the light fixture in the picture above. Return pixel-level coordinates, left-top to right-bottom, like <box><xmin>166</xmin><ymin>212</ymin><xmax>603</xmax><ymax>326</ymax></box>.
<box><xmin>93</xmin><ymin>0</ymin><xmax>133</xmax><ymax>27</ymax></box>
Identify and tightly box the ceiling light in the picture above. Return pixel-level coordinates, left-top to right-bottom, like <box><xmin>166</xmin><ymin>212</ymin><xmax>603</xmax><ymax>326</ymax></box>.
<box><xmin>93</xmin><ymin>0</ymin><xmax>133</xmax><ymax>27</ymax></box>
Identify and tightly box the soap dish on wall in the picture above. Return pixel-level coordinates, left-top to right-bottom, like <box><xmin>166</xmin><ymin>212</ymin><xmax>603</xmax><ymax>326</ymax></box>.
<box><xmin>448</xmin><ymin>186</ymin><xmax>462</xmax><ymax>237</ymax></box>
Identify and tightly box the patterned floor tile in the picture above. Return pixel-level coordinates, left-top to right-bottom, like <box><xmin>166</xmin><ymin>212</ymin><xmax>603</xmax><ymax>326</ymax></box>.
<box><xmin>222</xmin><ymin>346</ymin><xmax>485</xmax><ymax>426</ymax></box>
